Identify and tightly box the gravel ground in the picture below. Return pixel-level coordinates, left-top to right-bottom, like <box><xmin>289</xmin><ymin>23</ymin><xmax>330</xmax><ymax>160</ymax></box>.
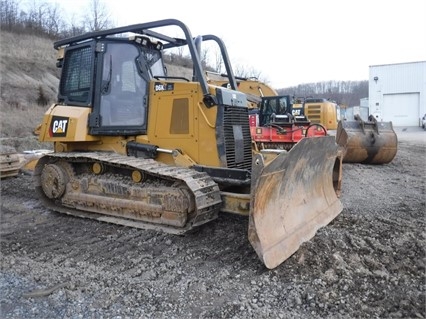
<box><xmin>1</xmin><ymin>127</ymin><xmax>425</xmax><ymax>319</ymax></box>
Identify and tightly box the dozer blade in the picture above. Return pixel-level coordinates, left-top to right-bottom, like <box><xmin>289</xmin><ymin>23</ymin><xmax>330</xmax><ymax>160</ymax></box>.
<box><xmin>248</xmin><ymin>136</ymin><xmax>343</xmax><ymax>269</ymax></box>
<box><xmin>335</xmin><ymin>117</ymin><xmax>397</xmax><ymax>164</ymax></box>
<box><xmin>19</xmin><ymin>150</ymin><xmax>53</xmax><ymax>175</ymax></box>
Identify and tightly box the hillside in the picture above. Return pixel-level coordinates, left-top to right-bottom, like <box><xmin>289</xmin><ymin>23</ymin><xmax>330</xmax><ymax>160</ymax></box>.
<box><xmin>0</xmin><ymin>31</ymin><xmax>58</xmax><ymax>151</ymax></box>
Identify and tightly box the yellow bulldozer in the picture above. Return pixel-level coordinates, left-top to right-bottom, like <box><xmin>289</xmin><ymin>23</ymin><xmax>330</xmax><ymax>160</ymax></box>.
<box><xmin>34</xmin><ymin>19</ymin><xmax>343</xmax><ymax>269</ymax></box>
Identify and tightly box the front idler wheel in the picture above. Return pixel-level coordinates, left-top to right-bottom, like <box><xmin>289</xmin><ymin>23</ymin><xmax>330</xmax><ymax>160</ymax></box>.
<box><xmin>40</xmin><ymin>164</ymin><xmax>68</xmax><ymax>199</ymax></box>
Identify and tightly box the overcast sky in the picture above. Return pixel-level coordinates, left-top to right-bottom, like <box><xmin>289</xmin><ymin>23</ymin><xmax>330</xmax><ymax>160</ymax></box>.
<box><xmin>47</xmin><ymin>0</ymin><xmax>426</xmax><ymax>88</ymax></box>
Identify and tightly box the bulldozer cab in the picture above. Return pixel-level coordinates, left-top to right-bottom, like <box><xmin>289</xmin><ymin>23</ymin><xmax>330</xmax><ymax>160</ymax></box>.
<box><xmin>56</xmin><ymin>37</ymin><xmax>163</xmax><ymax>136</ymax></box>
<box><xmin>97</xmin><ymin>42</ymin><xmax>152</xmax><ymax>128</ymax></box>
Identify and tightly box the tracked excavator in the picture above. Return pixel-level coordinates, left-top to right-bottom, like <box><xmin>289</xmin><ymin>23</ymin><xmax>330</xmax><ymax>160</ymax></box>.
<box><xmin>34</xmin><ymin>19</ymin><xmax>343</xmax><ymax>269</ymax></box>
<box><xmin>302</xmin><ymin>98</ymin><xmax>341</xmax><ymax>131</ymax></box>
<box><xmin>206</xmin><ymin>75</ymin><xmax>328</xmax><ymax>151</ymax></box>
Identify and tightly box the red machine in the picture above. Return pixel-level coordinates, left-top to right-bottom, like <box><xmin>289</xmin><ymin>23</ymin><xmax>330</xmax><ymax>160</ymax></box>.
<box><xmin>249</xmin><ymin>95</ymin><xmax>327</xmax><ymax>151</ymax></box>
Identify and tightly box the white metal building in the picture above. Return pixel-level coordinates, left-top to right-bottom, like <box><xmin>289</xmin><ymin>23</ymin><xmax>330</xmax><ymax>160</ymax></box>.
<box><xmin>369</xmin><ymin>61</ymin><xmax>426</xmax><ymax>126</ymax></box>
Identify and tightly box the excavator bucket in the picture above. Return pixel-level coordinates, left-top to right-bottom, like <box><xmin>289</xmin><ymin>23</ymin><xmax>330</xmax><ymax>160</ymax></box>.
<box><xmin>248</xmin><ymin>136</ymin><xmax>343</xmax><ymax>269</ymax></box>
<box><xmin>335</xmin><ymin>115</ymin><xmax>397</xmax><ymax>164</ymax></box>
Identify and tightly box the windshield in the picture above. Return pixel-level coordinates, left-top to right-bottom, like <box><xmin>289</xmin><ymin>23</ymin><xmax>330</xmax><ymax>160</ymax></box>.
<box><xmin>99</xmin><ymin>42</ymin><xmax>147</xmax><ymax>128</ymax></box>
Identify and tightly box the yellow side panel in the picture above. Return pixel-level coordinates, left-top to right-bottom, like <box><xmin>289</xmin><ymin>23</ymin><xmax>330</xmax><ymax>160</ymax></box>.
<box><xmin>145</xmin><ymin>81</ymin><xmax>221</xmax><ymax>167</ymax></box>
<box><xmin>39</xmin><ymin>105</ymin><xmax>100</xmax><ymax>142</ymax></box>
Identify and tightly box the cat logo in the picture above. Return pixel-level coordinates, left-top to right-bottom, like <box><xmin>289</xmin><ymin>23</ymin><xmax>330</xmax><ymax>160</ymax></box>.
<box><xmin>49</xmin><ymin>116</ymin><xmax>69</xmax><ymax>137</ymax></box>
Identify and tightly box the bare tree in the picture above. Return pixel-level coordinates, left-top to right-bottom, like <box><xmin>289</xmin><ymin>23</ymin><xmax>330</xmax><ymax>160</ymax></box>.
<box><xmin>61</xmin><ymin>13</ymin><xmax>85</xmax><ymax>37</ymax></box>
<box><xmin>44</xmin><ymin>3</ymin><xmax>63</xmax><ymax>37</ymax></box>
<box><xmin>0</xmin><ymin>0</ymin><xmax>19</xmax><ymax>31</ymax></box>
<box><xmin>278</xmin><ymin>80</ymin><xmax>368</xmax><ymax>107</ymax></box>
<box><xmin>1</xmin><ymin>0</ymin><xmax>86</xmax><ymax>37</ymax></box>
<box><xmin>233</xmin><ymin>63</ymin><xmax>263</xmax><ymax>80</ymax></box>
<box><xmin>25</xmin><ymin>0</ymin><xmax>50</xmax><ymax>35</ymax></box>
<box><xmin>83</xmin><ymin>0</ymin><xmax>113</xmax><ymax>32</ymax></box>
<box><xmin>211</xmin><ymin>47</ymin><xmax>224</xmax><ymax>73</ymax></box>
<box><xmin>200</xmin><ymin>48</ymin><xmax>209</xmax><ymax>69</ymax></box>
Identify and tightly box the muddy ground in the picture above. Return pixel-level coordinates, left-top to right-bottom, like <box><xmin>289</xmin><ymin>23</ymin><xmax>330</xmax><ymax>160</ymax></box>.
<box><xmin>1</xmin><ymin>127</ymin><xmax>425</xmax><ymax>319</ymax></box>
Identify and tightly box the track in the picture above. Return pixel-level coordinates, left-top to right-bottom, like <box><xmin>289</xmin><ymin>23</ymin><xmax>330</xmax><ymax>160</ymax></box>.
<box><xmin>34</xmin><ymin>152</ymin><xmax>222</xmax><ymax>234</ymax></box>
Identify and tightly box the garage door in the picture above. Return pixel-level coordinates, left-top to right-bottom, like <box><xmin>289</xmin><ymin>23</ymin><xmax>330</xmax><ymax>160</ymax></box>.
<box><xmin>383</xmin><ymin>93</ymin><xmax>420</xmax><ymax>126</ymax></box>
